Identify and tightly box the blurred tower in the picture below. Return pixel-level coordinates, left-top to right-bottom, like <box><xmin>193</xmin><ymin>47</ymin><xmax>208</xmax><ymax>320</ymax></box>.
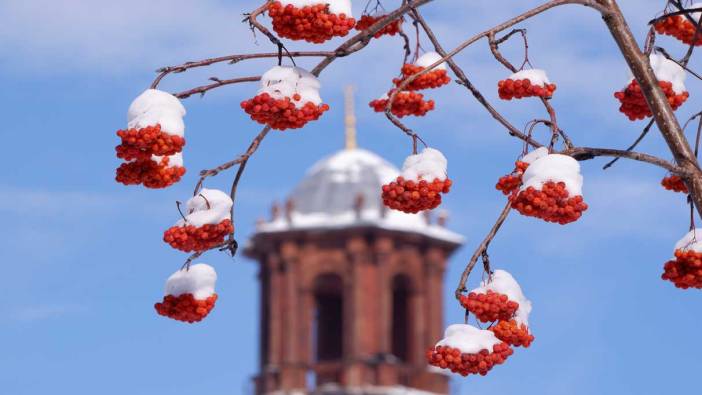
<box><xmin>245</xmin><ymin>87</ymin><xmax>463</xmax><ymax>395</ymax></box>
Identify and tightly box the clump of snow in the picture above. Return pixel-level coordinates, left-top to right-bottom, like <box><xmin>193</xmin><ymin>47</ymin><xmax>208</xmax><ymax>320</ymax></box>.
<box><xmin>153</xmin><ymin>152</ymin><xmax>183</xmax><ymax>168</ymax></box>
<box><xmin>507</xmin><ymin>69</ymin><xmax>551</xmax><ymax>87</ymax></box>
<box><xmin>521</xmin><ymin>153</ymin><xmax>583</xmax><ymax>196</ymax></box>
<box><xmin>259</xmin><ymin>65</ymin><xmax>323</xmax><ymax>109</ymax></box>
<box><xmin>176</xmin><ymin>188</ymin><xmax>233</xmax><ymax>227</ymax></box>
<box><xmin>470</xmin><ymin>269</ymin><xmax>532</xmax><ymax>325</ymax></box>
<box><xmin>165</xmin><ymin>263</ymin><xmax>217</xmax><ymax>300</ymax></box>
<box><xmin>415</xmin><ymin>51</ymin><xmax>447</xmax><ymax>71</ymax></box>
<box><xmin>674</xmin><ymin>228</ymin><xmax>702</xmax><ymax>253</ymax></box>
<box><xmin>401</xmin><ymin>148</ymin><xmax>448</xmax><ymax>181</ymax></box>
<box><xmin>277</xmin><ymin>0</ymin><xmax>352</xmax><ymax>17</ymax></box>
<box><xmin>436</xmin><ymin>324</ymin><xmax>502</xmax><ymax>354</ymax></box>
<box><xmin>521</xmin><ymin>147</ymin><xmax>549</xmax><ymax>164</ymax></box>
<box><xmin>649</xmin><ymin>53</ymin><xmax>687</xmax><ymax>94</ymax></box>
<box><xmin>127</xmin><ymin>89</ymin><xmax>186</xmax><ymax>137</ymax></box>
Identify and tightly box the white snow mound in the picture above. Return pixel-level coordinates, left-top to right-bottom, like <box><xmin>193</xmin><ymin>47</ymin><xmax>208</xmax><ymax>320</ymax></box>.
<box><xmin>436</xmin><ymin>324</ymin><xmax>502</xmax><ymax>354</ymax></box>
<box><xmin>176</xmin><ymin>188</ymin><xmax>233</xmax><ymax>227</ymax></box>
<box><xmin>521</xmin><ymin>154</ymin><xmax>583</xmax><ymax>196</ymax></box>
<box><xmin>415</xmin><ymin>51</ymin><xmax>447</xmax><ymax>71</ymax></box>
<box><xmin>165</xmin><ymin>263</ymin><xmax>217</xmax><ymax>299</ymax></box>
<box><xmin>470</xmin><ymin>269</ymin><xmax>532</xmax><ymax>325</ymax></box>
<box><xmin>650</xmin><ymin>53</ymin><xmax>687</xmax><ymax>94</ymax></box>
<box><xmin>674</xmin><ymin>228</ymin><xmax>702</xmax><ymax>253</ymax></box>
<box><xmin>521</xmin><ymin>147</ymin><xmax>549</xmax><ymax>164</ymax></box>
<box><xmin>277</xmin><ymin>0</ymin><xmax>352</xmax><ymax>17</ymax></box>
<box><xmin>623</xmin><ymin>53</ymin><xmax>687</xmax><ymax>94</ymax></box>
<box><xmin>127</xmin><ymin>89</ymin><xmax>186</xmax><ymax>137</ymax></box>
<box><xmin>508</xmin><ymin>69</ymin><xmax>551</xmax><ymax>86</ymax></box>
<box><xmin>259</xmin><ymin>65</ymin><xmax>323</xmax><ymax>109</ymax></box>
<box><xmin>401</xmin><ymin>147</ymin><xmax>448</xmax><ymax>181</ymax></box>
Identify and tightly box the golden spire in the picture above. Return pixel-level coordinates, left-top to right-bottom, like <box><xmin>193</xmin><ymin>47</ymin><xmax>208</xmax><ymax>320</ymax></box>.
<box><xmin>344</xmin><ymin>85</ymin><xmax>357</xmax><ymax>150</ymax></box>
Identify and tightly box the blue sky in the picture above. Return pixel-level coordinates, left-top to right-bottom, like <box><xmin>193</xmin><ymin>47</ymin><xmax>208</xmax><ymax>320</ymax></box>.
<box><xmin>1</xmin><ymin>1</ymin><xmax>701</xmax><ymax>394</ymax></box>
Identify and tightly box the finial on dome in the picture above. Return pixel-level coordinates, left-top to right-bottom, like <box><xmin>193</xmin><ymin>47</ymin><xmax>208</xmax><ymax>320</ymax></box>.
<box><xmin>344</xmin><ymin>85</ymin><xmax>357</xmax><ymax>150</ymax></box>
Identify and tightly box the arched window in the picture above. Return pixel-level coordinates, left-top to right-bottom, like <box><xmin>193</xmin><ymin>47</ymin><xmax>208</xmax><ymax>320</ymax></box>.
<box><xmin>391</xmin><ymin>274</ymin><xmax>412</xmax><ymax>362</ymax></box>
<box><xmin>312</xmin><ymin>273</ymin><xmax>344</xmax><ymax>362</ymax></box>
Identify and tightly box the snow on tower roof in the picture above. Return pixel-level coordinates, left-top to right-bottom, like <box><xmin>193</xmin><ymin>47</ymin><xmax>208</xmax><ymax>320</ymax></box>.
<box><xmin>253</xmin><ymin>148</ymin><xmax>464</xmax><ymax>244</ymax></box>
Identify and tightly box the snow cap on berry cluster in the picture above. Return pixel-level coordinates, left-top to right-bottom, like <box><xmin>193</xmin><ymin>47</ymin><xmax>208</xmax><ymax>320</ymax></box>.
<box><xmin>521</xmin><ymin>147</ymin><xmax>549</xmax><ymax>164</ymax></box>
<box><xmin>127</xmin><ymin>89</ymin><xmax>186</xmax><ymax>137</ymax></box>
<box><xmin>401</xmin><ymin>147</ymin><xmax>448</xmax><ymax>181</ymax></box>
<box><xmin>649</xmin><ymin>53</ymin><xmax>687</xmax><ymax>94</ymax></box>
<box><xmin>164</xmin><ymin>263</ymin><xmax>217</xmax><ymax>300</ymax></box>
<box><xmin>277</xmin><ymin>0</ymin><xmax>352</xmax><ymax>17</ymax></box>
<box><xmin>674</xmin><ymin>228</ymin><xmax>702</xmax><ymax>253</ymax></box>
<box><xmin>507</xmin><ymin>69</ymin><xmax>551</xmax><ymax>87</ymax></box>
<box><xmin>521</xmin><ymin>153</ymin><xmax>583</xmax><ymax>196</ymax></box>
<box><xmin>176</xmin><ymin>188</ymin><xmax>233</xmax><ymax>227</ymax></box>
<box><xmin>436</xmin><ymin>324</ymin><xmax>502</xmax><ymax>354</ymax></box>
<box><xmin>470</xmin><ymin>270</ymin><xmax>532</xmax><ymax>325</ymax></box>
<box><xmin>415</xmin><ymin>51</ymin><xmax>447</xmax><ymax>71</ymax></box>
<box><xmin>259</xmin><ymin>65</ymin><xmax>323</xmax><ymax>109</ymax></box>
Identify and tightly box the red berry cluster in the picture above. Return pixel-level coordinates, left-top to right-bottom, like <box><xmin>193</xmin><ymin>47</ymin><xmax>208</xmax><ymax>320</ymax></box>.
<box><xmin>511</xmin><ymin>182</ymin><xmax>588</xmax><ymax>225</ymax></box>
<box><xmin>426</xmin><ymin>343</ymin><xmax>513</xmax><ymax>377</ymax></box>
<box><xmin>392</xmin><ymin>64</ymin><xmax>451</xmax><ymax>91</ymax></box>
<box><xmin>154</xmin><ymin>293</ymin><xmax>218</xmax><ymax>323</ymax></box>
<box><xmin>369</xmin><ymin>91</ymin><xmax>435</xmax><ymax>117</ymax></box>
<box><xmin>661</xmin><ymin>175</ymin><xmax>688</xmax><ymax>194</ymax></box>
<box><xmin>654</xmin><ymin>15</ymin><xmax>702</xmax><ymax>46</ymax></box>
<box><xmin>460</xmin><ymin>290</ymin><xmax>520</xmax><ymax>323</ymax></box>
<box><xmin>495</xmin><ymin>161</ymin><xmax>529</xmax><ymax>196</ymax></box>
<box><xmin>355</xmin><ymin>15</ymin><xmax>402</xmax><ymax>38</ymax></box>
<box><xmin>115</xmin><ymin>156</ymin><xmax>186</xmax><ymax>189</ymax></box>
<box><xmin>381</xmin><ymin>176</ymin><xmax>452</xmax><ymax>213</ymax></box>
<box><xmin>489</xmin><ymin>319</ymin><xmax>534</xmax><ymax>348</ymax></box>
<box><xmin>268</xmin><ymin>1</ymin><xmax>356</xmax><ymax>43</ymax></box>
<box><xmin>163</xmin><ymin>219</ymin><xmax>234</xmax><ymax>253</ymax></box>
<box><xmin>662</xmin><ymin>249</ymin><xmax>702</xmax><ymax>289</ymax></box>
<box><xmin>498</xmin><ymin>78</ymin><xmax>556</xmax><ymax>100</ymax></box>
<box><xmin>241</xmin><ymin>93</ymin><xmax>329</xmax><ymax>130</ymax></box>
<box><xmin>115</xmin><ymin>124</ymin><xmax>185</xmax><ymax>161</ymax></box>
<box><xmin>614</xmin><ymin>80</ymin><xmax>689</xmax><ymax>121</ymax></box>
<box><xmin>241</xmin><ymin>92</ymin><xmax>329</xmax><ymax>130</ymax></box>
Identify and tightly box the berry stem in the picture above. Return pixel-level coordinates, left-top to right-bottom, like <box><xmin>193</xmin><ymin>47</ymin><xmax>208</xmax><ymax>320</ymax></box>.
<box><xmin>175</xmin><ymin>201</ymin><xmax>188</xmax><ymax>223</ymax></box>
<box><xmin>198</xmin><ymin>194</ymin><xmax>211</xmax><ymax>210</ymax></box>
<box><xmin>455</xmin><ymin>201</ymin><xmax>512</xmax><ymax>301</ymax></box>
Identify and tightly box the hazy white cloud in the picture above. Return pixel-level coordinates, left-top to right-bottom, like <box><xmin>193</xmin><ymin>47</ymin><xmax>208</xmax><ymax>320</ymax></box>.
<box><xmin>0</xmin><ymin>185</ymin><xmax>181</xmax><ymax>264</ymax></box>
<box><xmin>0</xmin><ymin>0</ymin><xmax>259</xmax><ymax>73</ymax></box>
<box><xmin>0</xmin><ymin>186</ymin><xmax>124</xmax><ymax>216</ymax></box>
<box><xmin>12</xmin><ymin>303</ymin><xmax>85</xmax><ymax>322</ymax></box>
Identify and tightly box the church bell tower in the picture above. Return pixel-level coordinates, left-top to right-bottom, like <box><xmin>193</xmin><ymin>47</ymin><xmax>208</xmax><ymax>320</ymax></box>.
<box><xmin>245</xmin><ymin>87</ymin><xmax>463</xmax><ymax>395</ymax></box>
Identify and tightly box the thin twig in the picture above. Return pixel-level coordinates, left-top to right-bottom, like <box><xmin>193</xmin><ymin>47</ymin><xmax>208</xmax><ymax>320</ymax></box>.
<box><xmin>655</xmin><ymin>47</ymin><xmax>702</xmax><ymax>81</ymax></box>
<box><xmin>603</xmin><ymin>119</ymin><xmax>655</xmax><ymax>170</ymax></box>
<box><xmin>173</xmin><ymin>76</ymin><xmax>261</xmax><ymax>99</ymax></box>
<box><xmin>455</xmin><ymin>201</ymin><xmax>512</xmax><ymax>301</ymax></box>
<box><xmin>565</xmin><ymin>146</ymin><xmax>685</xmax><ymax>174</ymax></box>
<box><xmin>193</xmin><ymin>127</ymin><xmax>271</xmax><ymax>195</ymax></box>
